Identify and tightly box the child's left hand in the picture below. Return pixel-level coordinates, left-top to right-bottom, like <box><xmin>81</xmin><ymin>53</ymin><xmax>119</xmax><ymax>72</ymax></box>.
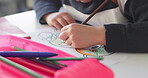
<box><xmin>59</xmin><ymin>23</ymin><xmax>106</xmax><ymax>48</ymax></box>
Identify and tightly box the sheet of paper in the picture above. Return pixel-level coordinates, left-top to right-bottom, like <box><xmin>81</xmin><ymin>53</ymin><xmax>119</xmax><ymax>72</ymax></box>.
<box><xmin>0</xmin><ymin>17</ymin><xmax>25</xmax><ymax>35</ymax></box>
<box><xmin>28</xmin><ymin>27</ymin><xmax>83</xmax><ymax>57</ymax></box>
<box><xmin>28</xmin><ymin>26</ymin><xmax>129</xmax><ymax>66</ymax></box>
<box><xmin>101</xmin><ymin>53</ymin><xmax>129</xmax><ymax>66</ymax></box>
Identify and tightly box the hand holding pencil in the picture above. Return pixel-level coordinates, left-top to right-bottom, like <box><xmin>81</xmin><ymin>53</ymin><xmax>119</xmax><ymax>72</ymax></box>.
<box><xmin>59</xmin><ymin>0</ymin><xmax>109</xmax><ymax>48</ymax></box>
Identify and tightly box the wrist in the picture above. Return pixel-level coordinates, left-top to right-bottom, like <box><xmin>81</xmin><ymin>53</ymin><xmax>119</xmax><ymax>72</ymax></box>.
<box><xmin>95</xmin><ymin>26</ymin><xmax>106</xmax><ymax>45</ymax></box>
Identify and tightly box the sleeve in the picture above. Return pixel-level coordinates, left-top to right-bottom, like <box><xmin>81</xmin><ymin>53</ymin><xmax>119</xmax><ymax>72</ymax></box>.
<box><xmin>104</xmin><ymin>0</ymin><xmax>148</xmax><ymax>52</ymax></box>
<box><xmin>33</xmin><ymin>0</ymin><xmax>62</xmax><ymax>24</ymax></box>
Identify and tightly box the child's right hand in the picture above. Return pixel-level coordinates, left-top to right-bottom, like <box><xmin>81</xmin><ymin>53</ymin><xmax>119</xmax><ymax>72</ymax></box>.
<box><xmin>44</xmin><ymin>12</ymin><xmax>75</xmax><ymax>30</ymax></box>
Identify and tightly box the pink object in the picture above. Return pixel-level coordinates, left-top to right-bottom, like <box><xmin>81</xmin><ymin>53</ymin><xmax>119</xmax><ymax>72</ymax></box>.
<box><xmin>55</xmin><ymin>58</ymin><xmax>114</xmax><ymax>78</ymax></box>
<box><xmin>0</xmin><ymin>61</ymin><xmax>34</xmax><ymax>78</ymax></box>
<box><xmin>0</xmin><ymin>18</ymin><xmax>31</xmax><ymax>39</ymax></box>
<box><xmin>0</xmin><ymin>35</ymin><xmax>114</xmax><ymax>78</ymax></box>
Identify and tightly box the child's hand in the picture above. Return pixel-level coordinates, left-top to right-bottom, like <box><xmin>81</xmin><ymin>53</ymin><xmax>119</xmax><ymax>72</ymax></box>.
<box><xmin>59</xmin><ymin>23</ymin><xmax>106</xmax><ymax>48</ymax></box>
<box><xmin>44</xmin><ymin>12</ymin><xmax>75</xmax><ymax>30</ymax></box>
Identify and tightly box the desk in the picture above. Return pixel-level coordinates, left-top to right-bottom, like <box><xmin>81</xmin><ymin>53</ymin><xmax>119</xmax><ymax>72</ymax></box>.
<box><xmin>4</xmin><ymin>11</ymin><xmax>148</xmax><ymax>78</ymax></box>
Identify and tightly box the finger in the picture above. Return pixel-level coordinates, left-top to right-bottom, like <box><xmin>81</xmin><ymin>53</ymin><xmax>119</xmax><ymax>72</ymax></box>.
<box><xmin>60</xmin><ymin>25</ymin><xmax>70</xmax><ymax>32</ymax></box>
<box><xmin>79</xmin><ymin>0</ymin><xmax>91</xmax><ymax>3</ymax></box>
<box><xmin>65</xmin><ymin>38</ymin><xmax>72</xmax><ymax>45</ymax></box>
<box><xmin>47</xmin><ymin>23</ymin><xmax>54</xmax><ymax>27</ymax></box>
<box><xmin>76</xmin><ymin>0</ymin><xmax>80</xmax><ymax>1</ymax></box>
<box><xmin>59</xmin><ymin>31</ymin><xmax>69</xmax><ymax>41</ymax></box>
<box><xmin>53</xmin><ymin>20</ymin><xmax>63</xmax><ymax>30</ymax></box>
<box><xmin>62</xmin><ymin>14</ymin><xmax>75</xmax><ymax>24</ymax></box>
<box><xmin>57</xmin><ymin>16</ymin><xmax>68</xmax><ymax>27</ymax></box>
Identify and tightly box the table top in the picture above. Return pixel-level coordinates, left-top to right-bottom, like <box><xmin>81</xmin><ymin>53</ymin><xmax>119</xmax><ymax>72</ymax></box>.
<box><xmin>4</xmin><ymin>10</ymin><xmax>148</xmax><ymax>78</ymax></box>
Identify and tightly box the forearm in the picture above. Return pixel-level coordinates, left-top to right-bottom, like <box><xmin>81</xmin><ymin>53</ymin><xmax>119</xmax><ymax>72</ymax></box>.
<box><xmin>104</xmin><ymin>22</ymin><xmax>148</xmax><ymax>52</ymax></box>
<box><xmin>104</xmin><ymin>0</ymin><xmax>148</xmax><ymax>52</ymax></box>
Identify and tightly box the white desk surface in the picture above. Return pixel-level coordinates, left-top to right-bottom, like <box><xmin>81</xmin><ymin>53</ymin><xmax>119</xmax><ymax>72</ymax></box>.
<box><xmin>4</xmin><ymin>11</ymin><xmax>148</xmax><ymax>78</ymax></box>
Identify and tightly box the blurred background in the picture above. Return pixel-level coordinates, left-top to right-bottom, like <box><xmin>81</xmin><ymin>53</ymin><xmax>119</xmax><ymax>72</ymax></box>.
<box><xmin>0</xmin><ymin>0</ymin><xmax>33</xmax><ymax>17</ymax></box>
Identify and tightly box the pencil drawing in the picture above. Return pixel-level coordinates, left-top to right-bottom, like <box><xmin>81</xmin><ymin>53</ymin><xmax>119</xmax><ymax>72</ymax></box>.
<box><xmin>38</xmin><ymin>29</ymin><xmax>70</xmax><ymax>47</ymax></box>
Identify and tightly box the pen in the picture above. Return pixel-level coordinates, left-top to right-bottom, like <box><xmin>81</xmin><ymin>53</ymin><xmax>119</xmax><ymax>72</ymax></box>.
<box><xmin>13</xmin><ymin>46</ymin><xmax>67</xmax><ymax>67</ymax></box>
<box><xmin>0</xmin><ymin>56</ymin><xmax>42</xmax><ymax>78</ymax></box>
<box><xmin>38</xmin><ymin>56</ymin><xmax>103</xmax><ymax>61</ymax></box>
<box><xmin>0</xmin><ymin>51</ymin><xmax>58</xmax><ymax>57</ymax></box>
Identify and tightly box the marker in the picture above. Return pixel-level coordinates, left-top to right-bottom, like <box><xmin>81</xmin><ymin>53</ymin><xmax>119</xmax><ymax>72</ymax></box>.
<box><xmin>0</xmin><ymin>51</ymin><xmax>58</xmax><ymax>57</ymax></box>
<box><xmin>13</xmin><ymin>46</ymin><xmax>67</xmax><ymax>67</ymax></box>
<box><xmin>38</xmin><ymin>57</ymin><xmax>103</xmax><ymax>61</ymax></box>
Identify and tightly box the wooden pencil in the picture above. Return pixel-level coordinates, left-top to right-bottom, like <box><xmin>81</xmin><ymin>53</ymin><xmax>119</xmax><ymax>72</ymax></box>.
<box><xmin>81</xmin><ymin>0</ymin><xmax>109</xmax><ymax>24</ymax></box>
<box><xmin>0</xmin><ymin>56</ymin><xmax>42</xmax><ymax>78</ymax></box>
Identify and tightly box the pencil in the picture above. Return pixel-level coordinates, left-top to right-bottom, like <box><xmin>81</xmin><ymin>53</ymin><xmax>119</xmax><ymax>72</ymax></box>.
<box><xmin>0</xmin><ymin>56</ymin><xmax>42</xmax><ymax>78</ymax></box>
<box><xmin>81</xmin><ymin>0</ymin><xmax>109</xmax><ymax>24</ymax></box>
<box><xmin>28</xmin><ymin>58</ymin><xmax>62</xmax><ymax>70</ymax></box>
<box><xmin>49</xmin><ymin>61</ymin><xmax>67</xmax><ymax>67</ymax></box>
<box><xmin>38</xmin><ymin>56</ymin><xmax>103</xmax><ymax>61</ymax></box>
<box><xmin>13</xmin><ymin>46</ymin><xmax>28</xmax><ymax>51</ymax></box>
<box><xmin>8</xmin><ymin>57</ymin><xmax>56</xmax><ymax>75</ymax></box>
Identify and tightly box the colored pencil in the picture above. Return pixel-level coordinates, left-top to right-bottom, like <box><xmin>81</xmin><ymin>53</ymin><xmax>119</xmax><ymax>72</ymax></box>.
<box><xmin>81</xmin><ymin>0</ymin><xmax>109</xmax><ymax>24</ymax></box>
<box><xmin>0</xmin><ymin>61</ymin><xmax>33</xmax><ymax>78</ymax></box>
<box><xmin>13</xmin><ymin>46</ymin><xmax>28</xmax><ymax>51</ymax></box>
<box><xmin>49</xmin><ymin>61</ymin><xmax>67</xmax><ymax>67</ymax></box>
<box><xmin>0</xmin><ymin>56</ymin><xmax>42</xmax><ymax>78</ymax></box>
<box><xmin>8</xmin><ymin>57</ymin><xmax>56</xmax><ymax>75</ymax></box>
<box><xmin>38</xmin><ymin>57</ymin><xmax>103</xmax><ymax>61</ymax></box>
<box><xmin>28</xmin><ymin>58</ymin><xmax>62</xmax><ymax>70</ymax></box>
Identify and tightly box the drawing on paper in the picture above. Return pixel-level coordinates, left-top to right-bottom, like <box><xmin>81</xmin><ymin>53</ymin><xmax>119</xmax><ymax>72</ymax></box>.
<box><xmin>38</xmin><ymin>29</ymin><xmax>70</xmax><ymax>47</ymax></box>
<box><xmin>76</xmin><ymin>45</ymin><xmax>114</xmax><ymax>56</ymax></box>
<box><xmin>37</xmin><ymin>28</ymin><xmax>114</xmax><ymax>56</ymax></box>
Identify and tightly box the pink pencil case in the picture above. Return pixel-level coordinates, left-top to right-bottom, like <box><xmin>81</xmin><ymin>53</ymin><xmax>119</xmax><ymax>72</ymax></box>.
<box><xmin>0</xmin><ymin>35</ymin><xmax>114</xmax><ymax>78</ymax></box>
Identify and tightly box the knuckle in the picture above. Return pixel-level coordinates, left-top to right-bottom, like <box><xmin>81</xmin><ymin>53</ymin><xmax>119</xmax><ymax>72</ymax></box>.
<box><xmin>59</xmin><ymin>32</ymin><xmax>67</xmax><ymax>40</ymax></box>
<box><xmin>61</xmin><ymin>12</ymin><xmax>69</xmax><ymax>15</ymax></box>
<box><xmin>69</xmin><ymin>23</ymin><xmax>76</xmax><ymax>27</ymax></box>
<box><xmin>54</xmin><ymin>22</ymin><xmax>59</xmax><ymax>26</ymax></box>
<box><xmin>50</xmin><ymin>19</ymin><xmax>56</xmax><ymax>23</ymax></box>
<box><xmin>68</xmin><ymin>24</ymin><xmax>77</xmax><ymax>32</ymax></box>
<box><xmin>59</xmin><ymin>32</ymin><xmax>64</xmax><ymax>39</ymax></box>
<box><xmin>55</xmin><ymin>15</ymin><xmax>60</xmax><ymax>18</ymax></box>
